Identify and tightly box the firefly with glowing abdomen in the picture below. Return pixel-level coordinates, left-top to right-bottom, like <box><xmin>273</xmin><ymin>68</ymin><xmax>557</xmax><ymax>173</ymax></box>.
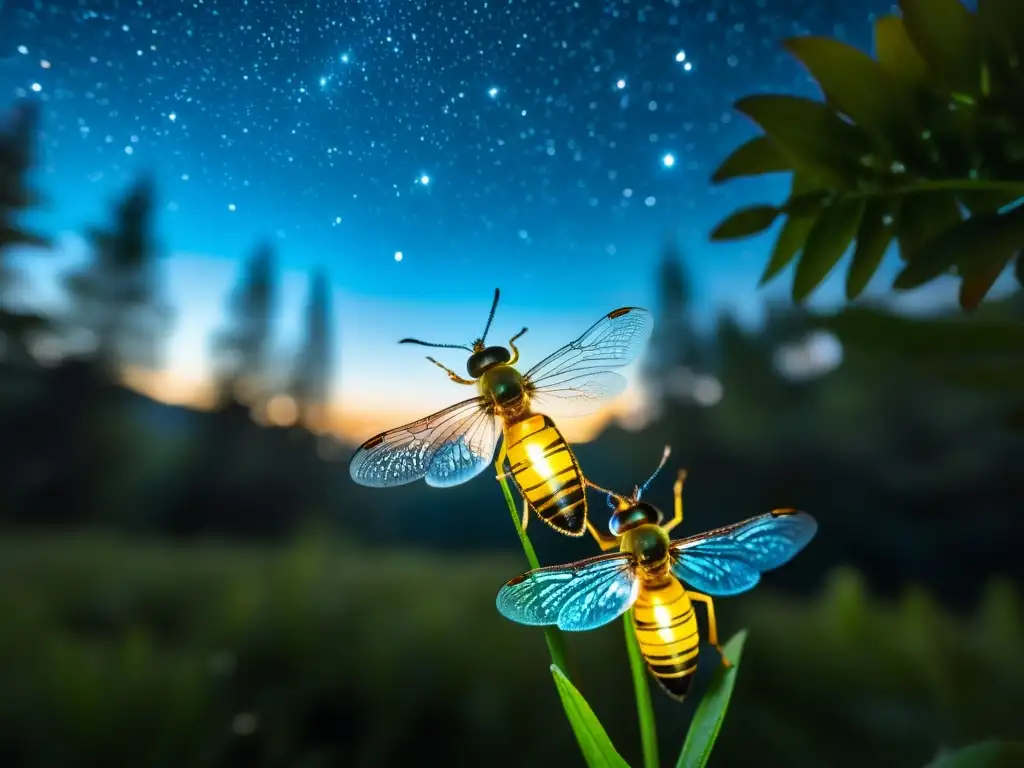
<box><xmin>496</xmin><ymin>447</ymin><xmax>818</xmax><ymax>699</ymax></box>
<box><xmin>348</xmin><ymin>288</ymin><xmax>652</xmax><ymax>537</ymax></box>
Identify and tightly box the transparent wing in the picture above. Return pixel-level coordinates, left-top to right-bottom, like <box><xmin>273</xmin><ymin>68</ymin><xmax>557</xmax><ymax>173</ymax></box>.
<box><xmin>524</xmin><ymin>307</ymin><xmax>652</xmax><ymax>417</ymax></box>
<box><xmin>528</xmin><ymin>370</ymin><xmax>628</xmax><ymax>419</ymax></box>
<box><xmin>669</xmin><ymin>510</ymin><xmax>818</xmax><ymax>596</ymax></box>
<box><xmin>425</xmin><ymin>408</ymin><xmax>501</xmax><ymax>488</ymax></box>
<box><xmin>496</xmin><ymin>553</ymin><xmax>639</xmax><ymax>632</ymax></box>
<box><xmin>348</xmin><ymin>397</ymin><xmax>499</xmax><ymax>489</ymax></box>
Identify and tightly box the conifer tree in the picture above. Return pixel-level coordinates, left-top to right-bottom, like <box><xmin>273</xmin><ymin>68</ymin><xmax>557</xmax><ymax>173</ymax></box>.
<box><xmin>211</xmin><ymin>241</ymin><xmax>277</xmax><ymax>408</ymax></box>
<box><xmin>0</xmin><ymin>100</ymin><xmax>52</xmax><ymax>362</ymax></box>
<box><xmin>642</xmin><ymin>237</ymin><xmax>701</xmax><ymax>406</ymax></box>
<box><xmin>289</xmin><ymin>266</ymin><xmax>333</xmax><ymax>430</ymax></box>
<box><xmin>63</xmin><ymin>175</ymin><xmax>171</xmax><ymax>378</ymax></box>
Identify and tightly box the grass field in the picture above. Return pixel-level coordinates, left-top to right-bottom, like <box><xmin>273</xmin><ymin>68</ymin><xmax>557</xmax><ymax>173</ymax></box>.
<box><xmin>0</xmin><ymin>530</ymin><xmax>1021</xmax><ymax>767</ymax></box>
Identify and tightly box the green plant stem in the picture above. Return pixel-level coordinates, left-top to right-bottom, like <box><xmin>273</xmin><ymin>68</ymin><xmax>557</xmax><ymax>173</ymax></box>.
<box><xmin>496</xmin><ymin>473</ymin><xmax>572</xmax><ymax>676</ymax></box>
<box><xmin>623</xmin><ymin>614</ymin><xmax>659</xmax><ymax>768</ymax></box>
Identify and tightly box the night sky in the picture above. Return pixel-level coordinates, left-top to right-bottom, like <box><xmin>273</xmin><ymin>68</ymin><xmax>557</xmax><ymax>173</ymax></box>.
<box><xmin>0</xmin><ymin>0</ymin><xmax>994</xmax><ymax>440</ymax></box>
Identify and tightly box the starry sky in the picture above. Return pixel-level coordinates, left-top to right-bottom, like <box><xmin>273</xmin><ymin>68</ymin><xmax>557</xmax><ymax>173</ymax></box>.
<box><xmin>2</xmin><ymin>0</ymin><xmax>996</xmax><ymax>441</ymax></box>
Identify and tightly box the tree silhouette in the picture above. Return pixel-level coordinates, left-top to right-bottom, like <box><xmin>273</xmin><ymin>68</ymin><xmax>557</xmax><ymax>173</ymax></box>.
<box><xmin>0</xmin><ymin>99</ymin><xmax>52</xmax><ymax>365</ymax></box>
<box><xmin>289</xmin><ymin>267</ymin><xmax>333</xmax><ymax>431</ymax></box>
<box><xmin>211</xmin><ymin>241</ymin><xmax>277</xmax><ymax>410</ymax></box>
<box><xmin>62</xmin><ymin>175</ymin><xmax>171</xmax><ymax>378</ymax></box>
<box><xmin>642</xmin><ymin>237</ymin><xmax>703</xmax><ymax>407</ymax></box>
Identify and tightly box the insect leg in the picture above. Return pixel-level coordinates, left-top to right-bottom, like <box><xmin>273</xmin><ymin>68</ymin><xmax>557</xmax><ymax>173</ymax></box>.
<box><xmin>425</xmin><ymin>356</ymin><xmax>476</xmax><ymax>385</ymax></box>
<box><xmin>663</xmin><ymin>469</ymin><xmax>688</xmax><ymax>534</ymax></box>
<box><xmin>586</xmin><ymin>520</ymin><xmax>619</xmax><ymax>551</ymax></box>
<box><xmin>493</xmin><ymin>438</ymin><xmax>509</xmax><ymax>480</ymax></box>
<box><xmin>521</xmin><ymin>498</ymin><xmax>530</xmax><ymax>531</ymax></box>
<box><xmin>687</xmin><ymin>591</ymin><xmax>733</xmax><ymax>669</ymax></box>
<box><xmin>506</xmin><ymin>326</ymin><xmax>528</xmax><ymax>366</ymax></box>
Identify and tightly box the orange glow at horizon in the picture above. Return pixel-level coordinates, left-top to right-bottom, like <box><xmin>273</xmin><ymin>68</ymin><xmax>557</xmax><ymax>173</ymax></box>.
<box><xmin>118</xmin><ymin>366</ymin><xmax>652</xmax><ymax>445</ymax></box>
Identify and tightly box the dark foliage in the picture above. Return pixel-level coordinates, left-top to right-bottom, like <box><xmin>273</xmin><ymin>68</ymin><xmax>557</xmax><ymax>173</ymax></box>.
<box><xmin>710</xmin><ymin>0</ymin><xmax>1024</xmax><ymax>309</ymax></box>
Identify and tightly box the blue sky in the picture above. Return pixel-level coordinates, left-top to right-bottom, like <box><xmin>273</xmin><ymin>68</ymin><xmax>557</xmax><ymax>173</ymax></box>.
<box><xmin>3</xmin><ymin>0</ymin><xmax>1010</xmax><ymax>439</ymax></box>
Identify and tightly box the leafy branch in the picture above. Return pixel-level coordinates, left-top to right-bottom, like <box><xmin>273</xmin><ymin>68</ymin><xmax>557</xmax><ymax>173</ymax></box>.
<box><xmin>709</xmin><ymin>0</ymin><xmax>1024</xmax><ymax>310</ymax></box>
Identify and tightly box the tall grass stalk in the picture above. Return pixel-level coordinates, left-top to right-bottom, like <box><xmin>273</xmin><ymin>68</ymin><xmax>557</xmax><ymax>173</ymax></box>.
<box><xmin>495</xmin><ymin>473</ymin><xmax>572</xmax><ymax>675</ymax></box>
<box><xmin>623</xmin><ymin>614</ymin><xmax>659</xmax><ymax>768</ymax></box>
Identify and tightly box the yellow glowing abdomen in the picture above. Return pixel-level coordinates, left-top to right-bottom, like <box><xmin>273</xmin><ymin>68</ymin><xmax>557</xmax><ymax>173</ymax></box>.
<box><xmin>502</xmin><ymin>414</ymin><xmax>587</xmax><ymax>535</ymax></box>
<box><xmin>632</xmin><ymin>577</ymin><xmax>700</xmax><ymax>700</ymax></box>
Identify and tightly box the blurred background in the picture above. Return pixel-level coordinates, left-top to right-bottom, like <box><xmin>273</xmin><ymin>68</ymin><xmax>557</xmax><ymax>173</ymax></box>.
<box><xmin>1</xmin><ymin>1</ymin><xmax>1022</xmax><ymax>766</ymax></box>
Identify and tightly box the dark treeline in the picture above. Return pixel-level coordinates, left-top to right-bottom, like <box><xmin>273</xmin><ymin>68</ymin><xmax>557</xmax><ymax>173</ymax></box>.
<box><xmin>0</xmin><ymin>98</ymin><xmax>1021</xmax><ymax>606</ymax></box>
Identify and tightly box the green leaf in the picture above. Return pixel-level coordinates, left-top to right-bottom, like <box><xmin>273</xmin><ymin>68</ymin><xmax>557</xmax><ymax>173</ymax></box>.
<box><xmin>793</xmin><ymin>198</ymin><xmax>867</xmax><ymax>301</ymax></box>
<box><xmin>783</xmin><ymin>189</ymin><xmax>831</xmax><ymax>218</ymax></box>
<box><xmin>893</xmin><ymin>203</ymin><xmax>1024</xmax><ymax>290</ymax></box>
<box><xmin>758</xmin><ymin>175</ymin><xmax>828</xmax><ymax>286</ymax></box>
<box><xmin>759</xmin><ymin>213</ymin><xmax>819</xmax><ymax>286</ymax></box>
<box><xmin>709</xmin><ymin>205</ymin><xmax>780</xmax><ymax>241</ymax></box>
<box><xmin>1015</xmin><ymin>251</ymin><xmax>1024</xmax><ymax>288</ymax></box>
<box><xmin>846</xmin><ymin>200</ymin><xmax>895</xmax><ymax>299</ymax></box>
<box><xmin>977</xmin><ymin>0</ymin><xmax>1024</xmax><ymax>93</ymax></box>
<box><xmin>895</xmin><ymin>193</ymin><xmax>963</xmax><ymax>262</ymax></box>
<box><xmin>733</xmin><ymin>95</ymin><xmax>873</xmax><ymax>188</ymax></box>
<box><xmin>783</xmin><ymin>36</ymin><xmax>918</xmax><ymax>151</ymax></box>
<box><xmin>550</xmin><ymin>664</ymin><xmax>631</xmax><ymax>768</ymax></box>
<box><xmin>675</xmin><ymin>630</ymin><xmax>747</xmax><ymax>768</ymax></box>
<box><xmin>874</xmin><ymin>15</ymin><xmax>930</xmax><ymax>86</ymax></box>
<box><xmin>959</xmin><ymin>258</ymin><xmax>1010</xmax><ymax>311</ymax></box>
<box><xmin>900</xmin><ymin>0</ymin><xmax>983</xmax><ymax>95</ymax></box>
<box><xmin>925</xmin><ymin>741</ymin><xmax>1024</xmax><ymax>768</ymax></box>
<box><xmin>710</xmin><ymin>135</ymin><xmax>792</xmax><ymax>183</ymax></box>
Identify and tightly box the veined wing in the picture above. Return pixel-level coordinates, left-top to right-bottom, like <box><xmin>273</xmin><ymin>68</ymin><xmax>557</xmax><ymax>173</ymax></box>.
<box><xmin>348</xmin><ymin>398</ymin><xmax>500</xmax><ymax>489</ymax></box>
<box><xmin>523</xmin><ymin>307</ymin><xmax>652</xmax><ymax>418</ymax></box>
<box><xmin>527</xmin><ymin>370</ymin><xmax>628</xmax><ymax>419</ymax></box>
<box><xmin>496</xmin><ymin>552</ymin><xmax>639</xmax><ymax>632</ymax></box>
<box><xmin>669</xmin><ymin>510</ymin><xmax>818</xmax><ymax>596</ymax></box>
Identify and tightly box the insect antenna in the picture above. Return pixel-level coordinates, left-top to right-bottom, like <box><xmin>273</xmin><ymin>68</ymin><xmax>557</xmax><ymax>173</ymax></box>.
<box><xmin>635</xmin><ymin>445</ymin><xmax>672</xmax><ymax>500</ymax></box>
<box><xmin>398</xmin><ymin>337</ymin><xmax>473</xmax><ymax>352</ymax></box>
<box><xmin>585</xmin><ymin>479</ymin><xmax>629</xmax><ymax>509</ymax></box>
<box><xmin>479</xmin><ymin>287</ymin><xmax>501</xmax><ymax>344</ymax></box>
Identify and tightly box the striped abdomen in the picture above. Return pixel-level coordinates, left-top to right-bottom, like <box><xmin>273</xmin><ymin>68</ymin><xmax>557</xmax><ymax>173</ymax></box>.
<box><xmin>502</xmin><ymin>414</ymin><xmax>587</xmax><ymax>535</ymax></box>
<box><xmin>632</xmin><ymin>576</ymin><xmax>699</xmax><ymax>700</ymax></box>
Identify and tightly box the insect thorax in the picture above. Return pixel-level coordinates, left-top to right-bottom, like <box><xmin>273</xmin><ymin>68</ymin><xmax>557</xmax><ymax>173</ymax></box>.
<box><xmin>479</xmin><ymin>364</ymin><xmax>525</xmax><ymax>409</ymax></box>
<box><xmin>621</xmin><ymin>523</ymin><xmax>670</xmax><ymax>569</ymax></box>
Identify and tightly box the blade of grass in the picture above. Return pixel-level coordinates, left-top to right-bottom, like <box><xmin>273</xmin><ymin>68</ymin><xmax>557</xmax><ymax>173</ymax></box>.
<box><xmin>676</xmin><ymin>630</ymin><xmax>748</xmax><ymax>768</ymax></box>
<box><xmin>551</xmin><ymin>664</ymin><xmax>632</xmax><ymax>768</ymax></box>
<box><xmin>496</xmin><ymin>473</ymin><xmax>572</xmax><ymax>676</ymax></box>
<box><xmin>623</xmin><ymin>613</ymin><xmax>660</xmax><ymax>768</ymax></box>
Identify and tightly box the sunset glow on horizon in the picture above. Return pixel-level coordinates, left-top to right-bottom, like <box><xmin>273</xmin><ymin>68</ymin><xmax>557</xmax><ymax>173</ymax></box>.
<box><xmin>120</xmin><ymin>363</ymin><xmax>651</xmax><ymax>447</ymax></box>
